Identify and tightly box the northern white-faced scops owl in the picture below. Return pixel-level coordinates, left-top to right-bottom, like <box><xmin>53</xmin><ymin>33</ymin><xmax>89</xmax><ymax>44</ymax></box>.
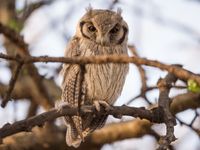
<box><xmin>60</xmin><ymin>8</ymin><xmax>129</xmax><ymax>147</ymax></box>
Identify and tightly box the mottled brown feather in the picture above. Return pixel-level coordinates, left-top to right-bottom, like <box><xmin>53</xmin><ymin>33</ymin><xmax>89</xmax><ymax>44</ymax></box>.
<box><xmin>60</xmin><ymin>9</ymin><xmax>129</xmax><ymax>148</ymax></box>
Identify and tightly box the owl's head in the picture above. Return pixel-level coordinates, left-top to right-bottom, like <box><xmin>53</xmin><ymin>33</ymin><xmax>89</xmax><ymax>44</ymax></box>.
<box><xmin>76</xmin><ymin>8</ymin><xmax>128</xmax><ymax>46</ymax></box>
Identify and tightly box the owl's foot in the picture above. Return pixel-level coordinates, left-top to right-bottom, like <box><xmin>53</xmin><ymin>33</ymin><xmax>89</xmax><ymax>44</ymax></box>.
<box><xmin>93</xmin><ymin>100</ymin><xmax>111</xmax><ymax>111</ymax></box>
<box><xmin>55</xmin><ymin>100</ymin><xmax>69</xmax><ymax>113</ymax></box>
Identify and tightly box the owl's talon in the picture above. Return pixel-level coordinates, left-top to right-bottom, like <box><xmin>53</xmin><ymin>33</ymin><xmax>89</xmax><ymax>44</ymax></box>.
<box><xmin>55</xmin><ymin>100</ymin><xmax>68</xmax><ymax>113</ymax></box>
<box><xmin>93</xmin><ymin>100</ymin><xmax>111</xmax><ymax>111</ymax></box>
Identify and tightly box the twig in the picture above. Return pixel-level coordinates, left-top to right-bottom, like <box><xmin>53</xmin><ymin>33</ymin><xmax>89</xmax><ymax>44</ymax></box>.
<box><xmin>190</xmin><ymin>110</ymin><xmax>199</xmax><ymax>126</ymax></box>
<box><xmin>0</xmin><ymin>22</ymin><xmax>53</xmax><ymax>109</ymax></box>
<box><xmin>1</xmin><ymin>62</ymin><xmax>23</xmax><ymax>107</ymax></box>
<box><xmin>0</xmin><ymin>53</ymin><xmax>200</xmax><ymax>85</ymax></box>
<box><xmin>0</xmin><ymin>104</ymin><xmax>159</xmax><ymax>139</ymax></box>
<box><xmin>27</xmin><ymin>101</ymin><xmax>38</xmax><ymax>118</ymax></box>
<box><xmin>157</xmin><ymin>72</ymin><xmax>177</xmax><ymax>150</ymax></box>
<box><xmin>126</xmin><ymin>86</ymin><xmax>157</xmax><ymax>105</ymax></box>
<box><xmin>108</xmin><ymin>0</ymin><xmax>119</xmax><ymax>10</ymax></box>
<box><xmin>176</xmin><ymin>115</ymin><xmax>200</xmax><ymax>137</ymax></box>
<box><xmin>126</xmin><ymin>85</ymin><xmax>187</xmax><ymax>105</ymax></box>
<box><xmin>21</xmin><ymin>0</ymin><xmax>56</xmax><ymax>21</ymax></box>
<box><xmin>128</xmin><ymin>45</ymin><xmax>151</xmax><ymax>104</ymax></box>
<box><xmin>0</xmin><ymin>22</ymin><xmax>28</xmax><ymax>54</ymax></box>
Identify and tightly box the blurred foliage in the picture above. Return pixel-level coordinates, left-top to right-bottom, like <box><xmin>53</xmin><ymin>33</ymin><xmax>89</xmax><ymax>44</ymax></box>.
<box><xmin>8</xmin><ymin>19</ymin><xmax>23</xmax><ymax>33</ymax></box>
<box><xmin>187</xmin><ymin>79</ymin><xmax>200</xmax><ymax>93</ymax></box>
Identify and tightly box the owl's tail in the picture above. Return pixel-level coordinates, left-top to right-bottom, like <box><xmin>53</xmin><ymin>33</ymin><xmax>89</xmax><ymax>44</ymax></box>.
<box><xmin>64</xmin><ymin>116</ymin><xmax>90</xmax><ymax>148</ymax></box>
<box><xmin>65</xmin><ymin>124</ymin><xmax>82</xmax><ymax>148</ymax></box>
<box><xmin>64</xmin><ymin>114</ymin><xmax>108</xmax><ymax>148</ymax></box>
<box><xmin>66</xmin><ymin>125</ymin><xmax>91</xmax><ymax>148</ymax></box>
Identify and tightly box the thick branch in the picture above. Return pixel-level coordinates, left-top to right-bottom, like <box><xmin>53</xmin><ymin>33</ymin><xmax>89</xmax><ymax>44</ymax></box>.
<box><xmin>90</xmin><ymin>119</ymin><xmax>155</xmax><ymax>144</ymax></box>
<box><xmin>0</xmin><ymin>53</ymin><xmax>200</xmax><ymax>85</ymax></box>
<box><xmin>170</xmin><ymin>92</ymin><xmax>200</xmax><ymax>114</ymax></box>
<box><xmin>157</xmin><ymin>73</ymin><xmax>177</xmax><ymax>149</ymax></box>
<box><xmin>0</xmin><ymin>105</ymin><xmax>156</xmax><ymax>139</ymax></box>
<box><xmin>0</xmin><ymin>93</ymin><xmax>198</xmax><ymax>147</ymax></box>
<box><xmin>0</xmin><ymin>120</ymin><xmax>153</xmax><ymax>150</ymax></box>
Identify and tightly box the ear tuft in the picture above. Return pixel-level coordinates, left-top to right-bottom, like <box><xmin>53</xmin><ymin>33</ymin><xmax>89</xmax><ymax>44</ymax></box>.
<box><xmin>86</xmin><ymin>4</ymin><xmax>93</xmax><ymax>14</ymax></box>
<box><xmin>117</xmin><ymin>8</ymin><xmax>122</xmax><ymax>15</ymax></box>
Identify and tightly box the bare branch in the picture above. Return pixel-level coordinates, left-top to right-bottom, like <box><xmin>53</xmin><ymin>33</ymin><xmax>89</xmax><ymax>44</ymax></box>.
<box><xmin>128</xmin><ymin>45</ymin><xmax>151</xmax><ymax>104</ymax></box>
<box><xmin>170</xmin><ymin>92</ymin><xmax>200</xmax><ymax>114</ymax></box>
<box><xmin>1</xmin><ymin>92</ymin><xmax>198</xmax><ymax>141</ymax></box>
<box><xmin>0</xmin><ymin>105</ymin><xmax>157</xmax><ymax>139</ymax></box>
<box><xmin>21</xmin><ymin>0</ymin><xmax>55</xmax><ymax>21</ymax></box>
<box><xmin>0</xmin><ymin>53</ymin><xmax>200</xmax><ymax>85</ymax></box>
<box><xmin>1</xmin><ymin>62</ymin><xmax>23</xmax><ymax>107</ymax></box>
<box><xmin>157</xmin><ymin>72</ymin><xmax>177</xmax><ymax>149</ymax></box>
<box><xmin>108</xmin><ymin>0</ymin><xmax>119</xmax><ymax>10</ymax></box>
<box><xmin>0</xmin><ymin>22</ymin><xmax>54</xmax><ymax>109</ymax></box>
<box><xmin>90</xmin><ymin>119</ymin><xmax>154</xmax><ymax>144</ymax></box>
<box><xmin>0</xmin><ymin>120</ymin><xmax>154</xmax><ymax>150</ymax></box>
<box><xmin>176</xmin><ymin>115</ymin><xmax>200</xmax><ymax>137</ymax></box>
<box><xmin>27</xmin><ymin>101</ymin><xmax>38</xmax><ymax>118</ymax></box>
<box><xmin>0</xmin><ymin>22</ymin><xmax>28</xmax><ymax>54</ymax></box>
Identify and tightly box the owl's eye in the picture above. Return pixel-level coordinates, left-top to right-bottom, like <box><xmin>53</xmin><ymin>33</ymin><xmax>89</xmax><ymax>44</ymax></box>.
<box><xmin>88</xmin><ymin>25</ymin><xmax>96</xmax><ymax>32</ymax></box>
<box><xmin>110</xmin><ymin>25</ymin><xmax>120</xmax><ymax>34</ymax></box>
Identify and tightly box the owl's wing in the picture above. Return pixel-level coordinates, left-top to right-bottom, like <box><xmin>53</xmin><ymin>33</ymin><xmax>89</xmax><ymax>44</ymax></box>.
<box><xmin>61</xmin><ymin>37</ymin><xmax>82</xmax><ymax>106</ymax></box>
<box><xmin>61</xmin><ymin>37</ymin><xmax>85</xmax><ymax>147</ymax></box>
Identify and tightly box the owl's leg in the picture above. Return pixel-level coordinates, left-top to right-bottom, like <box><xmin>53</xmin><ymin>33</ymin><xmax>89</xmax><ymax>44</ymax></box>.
<box><xmin>93</xmin><ymin>100</ymin><xmax>111</xmax><ymax>111</ymax></box>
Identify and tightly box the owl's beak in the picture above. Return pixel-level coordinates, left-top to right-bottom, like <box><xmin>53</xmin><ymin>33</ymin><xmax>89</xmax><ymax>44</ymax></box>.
<box><xmin>96</xmin><ymin>34</ymin><xmax>109</xmax><ymax>45</ymax></box>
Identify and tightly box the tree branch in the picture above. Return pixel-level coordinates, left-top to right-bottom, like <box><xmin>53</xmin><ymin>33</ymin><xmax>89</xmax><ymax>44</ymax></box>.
<box><xmin>21</xmin><ymin>0</ymin><xmax>56</xmax><ymax>21</ymax></box>
<box><xmin>157</xmin><ymin>72</ymin><xmax>177</xmax><ymax>149</ymax></box>
<box><xmin>128</xmin><ymin>45</ymin><xmax>151</xmax><ymax>104</ymax></box>
<box><xmin>0</xmin><ymin>22</ymin><xmax>28</xmax><ymax>54</ymax></box>
<box><xmin>0</xmin><ymin>53</ymin><xmax>200</xmax><ymax>85</ymax></box>
<box><xmin>0</xmin><ymin>120</ymin><xmax>154</xmax><ymax>150</ymax></box>
<box><xmin>170</xmin><ymin>92</ymin><xmax>200</xmax><ymax>114</ymax></box>
<box><xmin>0</xmin><ymin>22</ymin><xmax>54</xmax><ymax>109</ymax></box>
<box><xmin>0</xmin><ymin>105</ymin><xmax>158</xmax><ymax>139</ymax></box>
<box><xmin>1</xmin><ymin>61</ymin><xmax>23</xmax><ymax>107</ymax></box>
<box><xmin>90</xmin><ymin>119</ymin><xmax>155</xmax><ymax>144</ymax></box>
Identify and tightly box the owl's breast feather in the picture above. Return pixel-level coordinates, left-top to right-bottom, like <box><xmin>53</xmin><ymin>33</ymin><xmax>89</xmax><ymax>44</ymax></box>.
<box><xmin>85</xmin><ymin>63</ymin><xmax>128</xmax><ymax>104</ymax></box>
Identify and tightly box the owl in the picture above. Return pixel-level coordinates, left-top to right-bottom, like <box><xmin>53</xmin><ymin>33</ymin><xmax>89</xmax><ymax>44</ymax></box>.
<box><xmin>60</xmin><ymin>8</ymin><xmax>129</xmax><ymax>147</ymax></box>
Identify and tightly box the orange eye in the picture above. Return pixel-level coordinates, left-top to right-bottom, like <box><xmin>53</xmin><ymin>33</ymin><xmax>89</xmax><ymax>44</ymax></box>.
<box><xmin>88</xmin><ymin>25</ymin><xmax>96</xmax><ymax>32</ymax></box>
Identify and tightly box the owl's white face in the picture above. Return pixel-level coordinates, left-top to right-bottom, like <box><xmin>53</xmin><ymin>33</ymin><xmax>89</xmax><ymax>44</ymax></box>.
<box><xmin>76</xmin><ymin>9</ymin><xmax>129</xmax><ymax>46</ymax></box>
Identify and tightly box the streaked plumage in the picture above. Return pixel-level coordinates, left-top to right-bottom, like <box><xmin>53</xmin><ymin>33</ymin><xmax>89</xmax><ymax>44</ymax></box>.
<box><xmin>61</xmin><ymin>8</ymin><xmax>129</xmax><ymax>147</ymax></box>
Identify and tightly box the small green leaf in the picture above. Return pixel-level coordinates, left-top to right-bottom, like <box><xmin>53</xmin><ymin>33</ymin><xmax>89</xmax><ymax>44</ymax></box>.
<box><xmin>187</xmin><ymin>79</ymin><xmax>200</xmax><ymax>93</ymax></box>
<box><xmin>8</xmin><ymin>19</ymin><xmax>23</xmax><ymax>32</ymax></box>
